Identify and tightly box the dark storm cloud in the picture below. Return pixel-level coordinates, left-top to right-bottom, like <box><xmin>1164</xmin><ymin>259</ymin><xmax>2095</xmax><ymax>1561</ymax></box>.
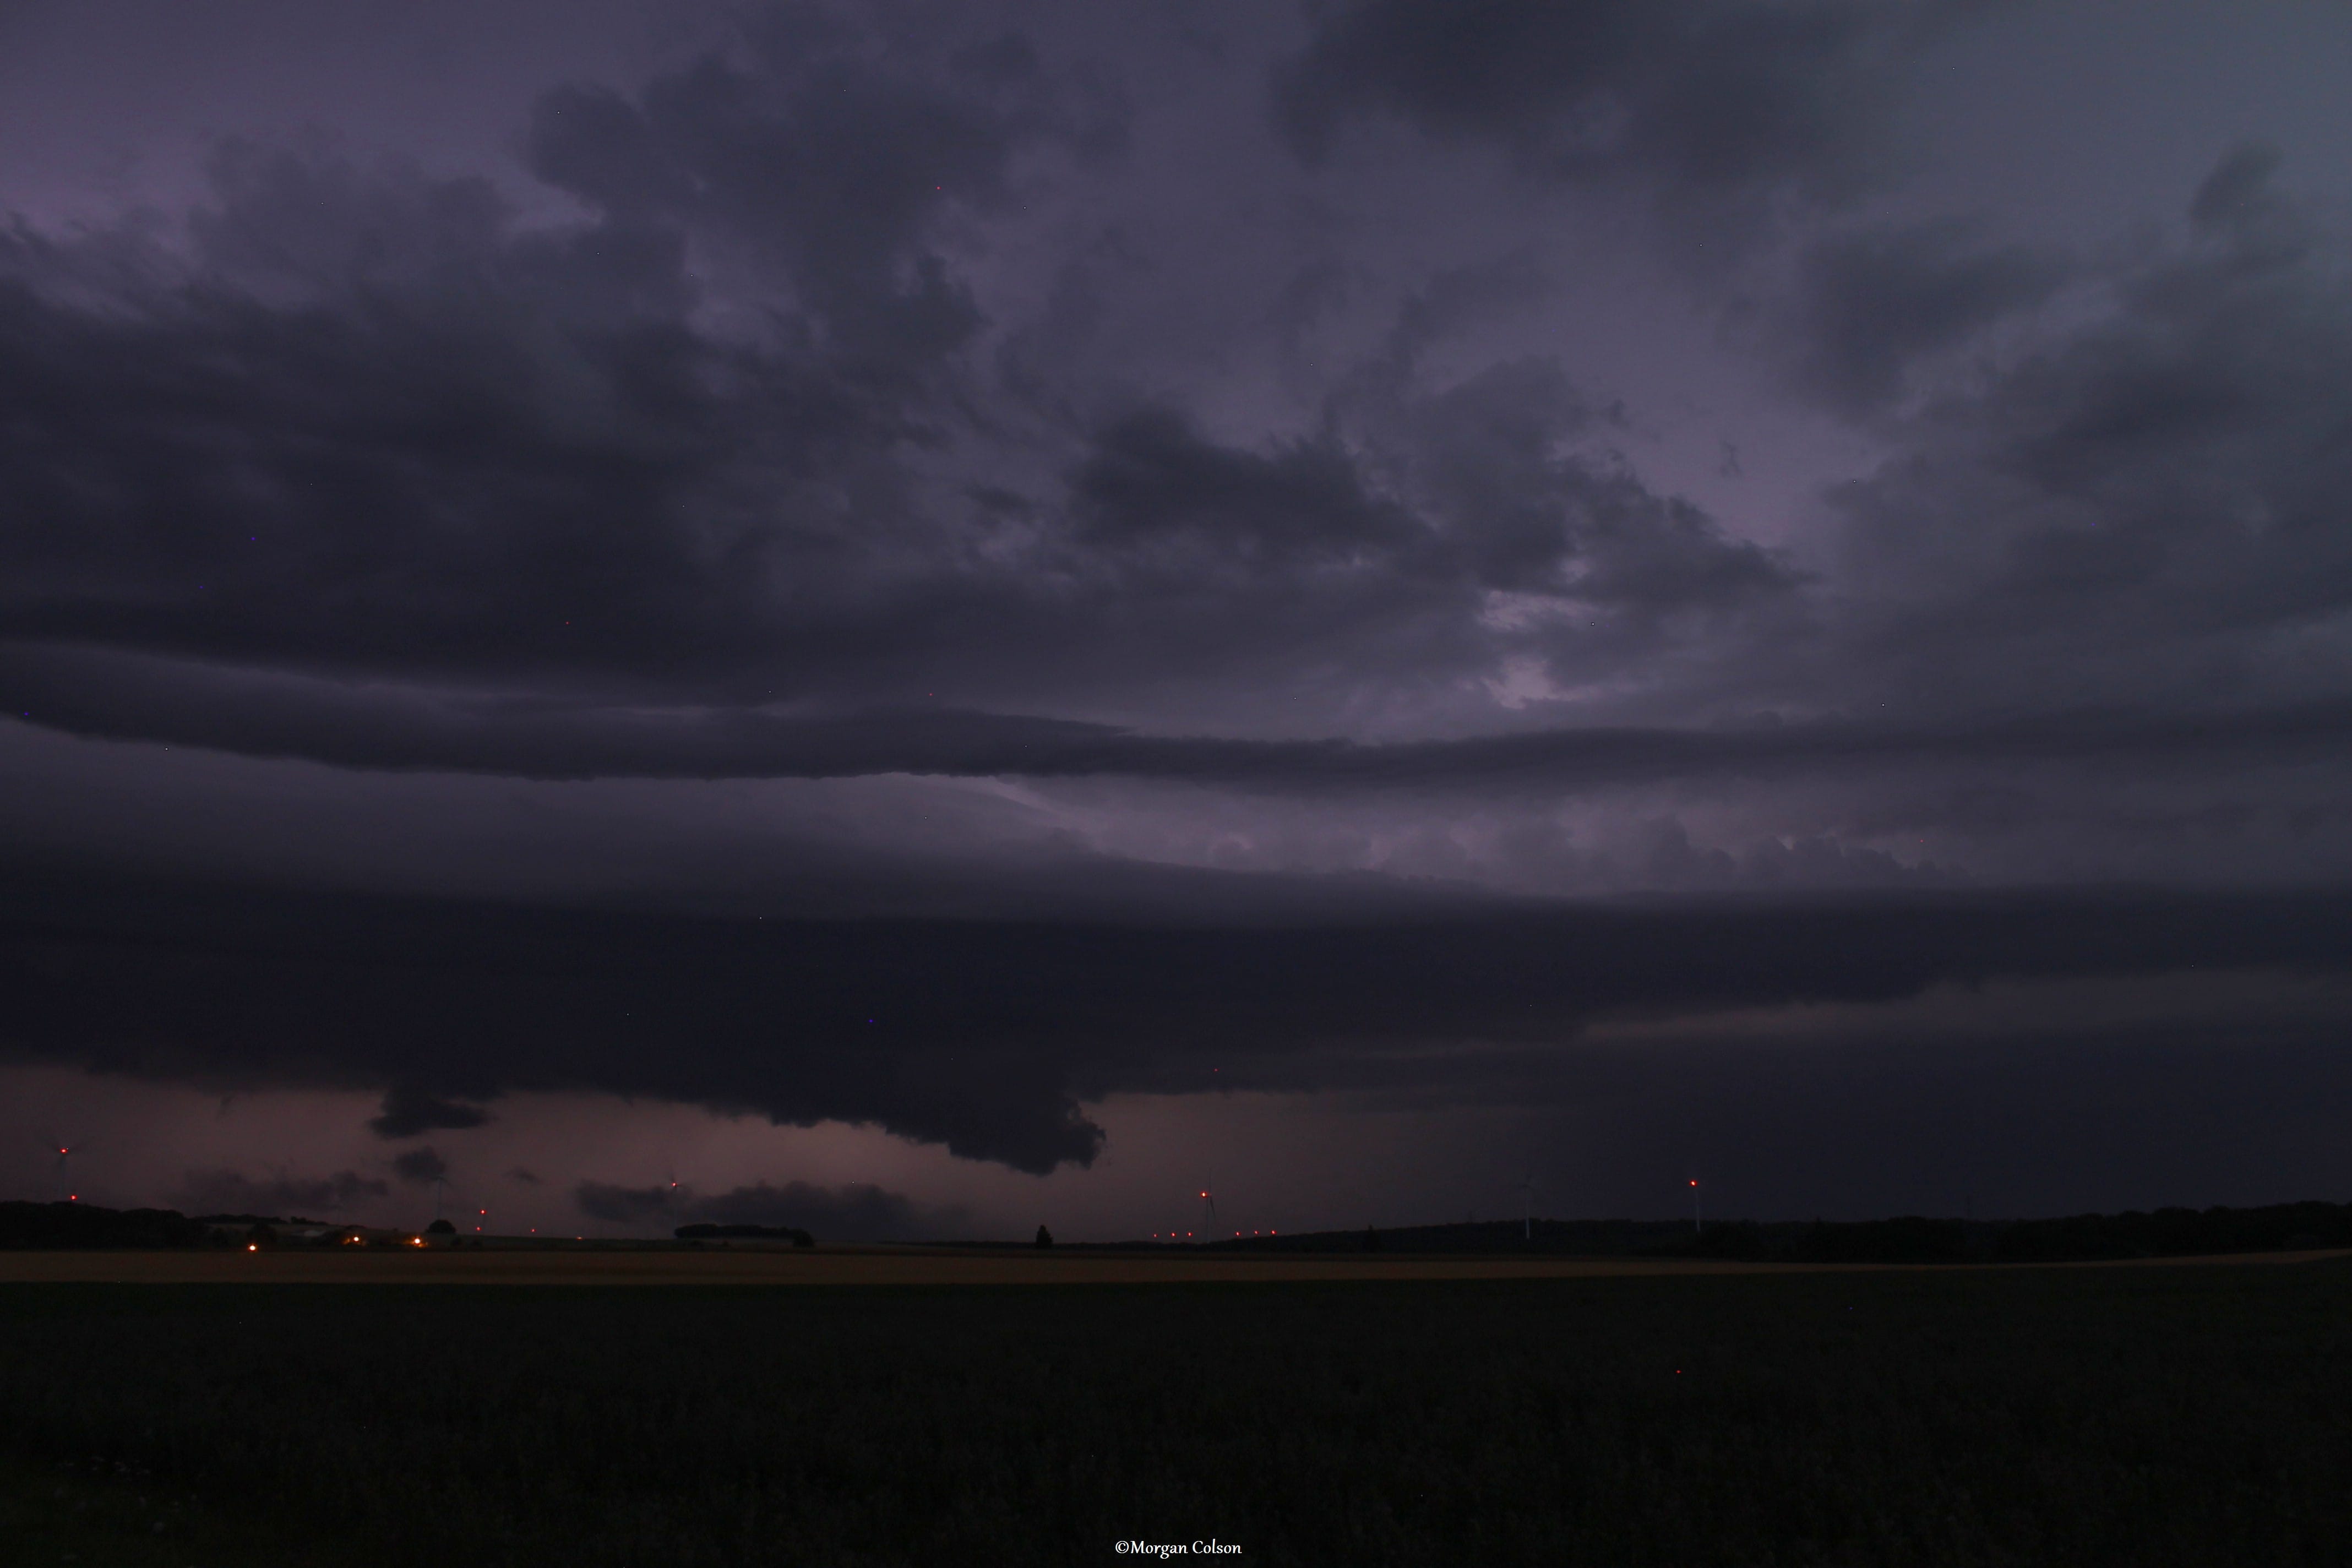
<box><xmin>1275</xmin><ymin>0</ymin><xmax>1914</xmax><ymax>230</ymax></box>
<box><xmin>1784</xmin><ymin>220</ymin><xmax>2071</xmax><ymax>415</ymax></box>
<box><xmin>0</xmin><ymin>8</ymin><xmax>1120</xmax><ymax>706</ymax></box>
<box><xmin>3</xmin><ymin>0</ymin><xmax>2350</xmax><ymax>1219</ymax></box>
<box><xmin>391</xmin><ymin>1147</ymin><xmax>449</xmax><ymax>1186</ymax></box>
<box><xmin>0</xmin><ymin>7</ymin><xmax>2339</xmax><ymax>771</ymax></box>
<box><xmin>0</xmin><ymin>146</ymin><xmax>797</xmax><ymax>688</ymax></box>
<box><xmin>6</xmin><ymin>864</ymin><xmax>2347</xmax><ymax>1173</ymax></box>
<box><xmin>1336</xmin><ymin>356</ymin><xmax>1799</xmax><ymax>612</ymax></box>
<box><xmin>368</xmin><ymin>1086</ymin><xmax>491</xmax><ymax>1139</ymax></box>
<box><xmin>2</xmin><ymin>155</ymin><xmax>1799</xmax><ymax>769</ymax></box>
<box><xmin>525</xmin><ymin>12</ymin><xmax>1124</xmax><ymax>377</ymax></box>
<box><xmin>1072</xmin><ymin>408</ymin><xmax>1420</xmax><ymax>568</ymax></box>
<box><xmin>1830</xmin><ymin>147</ymin><xmax>2352</xmax><ymax>715</ymax></box>
<box><xmin>575</xmin><ymin>1177</ymin><xmax>970</xmax><ymax>1240</ymax></box>
<box><xmin>173</xmin><ymin>1166</ymin><xmax>389</xmax><ymax>1216</ymax></box>
<box><xmin>0</xmin><ymin>101</ymin><xmax>1788</xmax><ymax>730</ymax></box>
<box><xmin>10</xmin><ymin>647</ymin><xmax>2350</xmax><ymax>789</ymax></box>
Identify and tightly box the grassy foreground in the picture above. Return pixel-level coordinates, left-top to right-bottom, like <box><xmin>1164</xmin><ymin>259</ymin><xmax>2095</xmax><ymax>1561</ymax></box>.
<box><xmin>2</xmin><ymin>1262</ymin><xmax>2348</xmax><ymax>1567</ymax></box>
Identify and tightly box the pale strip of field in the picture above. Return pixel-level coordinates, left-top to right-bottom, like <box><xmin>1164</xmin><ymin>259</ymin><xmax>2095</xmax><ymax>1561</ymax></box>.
<box><xmin>0</xmin><ymin>1248</ymin><xmax>2344</xmax><ymax>1286</ymax></box>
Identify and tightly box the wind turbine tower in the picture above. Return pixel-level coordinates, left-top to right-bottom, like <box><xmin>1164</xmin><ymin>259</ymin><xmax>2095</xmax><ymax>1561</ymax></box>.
<box><xmin>1200</xmin><ymin>1176</ymin><xmax>1217</xmax><ymax>1239</ymax></box>
<box><xmin>55</xmin><ymin>1146</ymin><xmax>73</xmax><ymax>1203</ymax></box>
<box><xmin>1516</xmin><ymin>1174</ymin><xmax>1538</xmax><ymax>1242</ymax></box>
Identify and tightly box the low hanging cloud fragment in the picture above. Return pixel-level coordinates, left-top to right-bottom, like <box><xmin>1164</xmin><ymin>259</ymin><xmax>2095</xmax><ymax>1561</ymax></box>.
<box><xmin>368</xmin><ymin>1085</ymin><xmax>492</xmax><ymax>1140</ymax></box>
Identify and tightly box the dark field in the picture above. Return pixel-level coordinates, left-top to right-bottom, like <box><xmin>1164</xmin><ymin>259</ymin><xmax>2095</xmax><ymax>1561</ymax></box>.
<box><xmin>4</xmin><ymin>1262</ymin><xmax>2350</xmax><ymax>1567</ymax></box>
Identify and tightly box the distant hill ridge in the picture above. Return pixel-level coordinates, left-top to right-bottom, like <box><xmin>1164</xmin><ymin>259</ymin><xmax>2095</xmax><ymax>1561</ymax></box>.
<box><xmin>1169</xmin><ymin>1201</ymin><xmax>2352</xmax><ymax>1264</ymax></box>
<box><xmin>674</xmin><ymin>1222</ymin><xmax>814</xmax><ymax>1246</ymax></box>
<box><xmin>6</xmin><ymin>1199</ymin><xmax>2349</xmax><ymax>1261</ymax></box>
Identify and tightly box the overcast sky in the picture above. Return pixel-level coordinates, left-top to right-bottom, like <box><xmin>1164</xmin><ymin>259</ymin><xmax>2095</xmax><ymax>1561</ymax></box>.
<box><xmin>6</xmin><ymin>1</ymin><xmax>2351</xmax><ymax>1240</ymax></box>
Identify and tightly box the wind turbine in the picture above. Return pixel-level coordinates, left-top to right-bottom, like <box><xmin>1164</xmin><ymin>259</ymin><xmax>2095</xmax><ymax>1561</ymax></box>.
<box><xmin>1199</xmin><ymin>1172</ymin><xmax>1217</xmax><ymax>1239</ymax></box>
<box><xmin>1515</xmin><ymin>1174</ymin><xmax>1539</xmax><ymax>1242</ymax></box>
<box><xmin>54</xmin><ymin>1145</ymin><xmax>74</xmax><ymax>1204</ymax></box>
<box><xmin>432</xmin><ymin>1175</ymin><xmax>448</xmax><ymax>1227</ymax></box>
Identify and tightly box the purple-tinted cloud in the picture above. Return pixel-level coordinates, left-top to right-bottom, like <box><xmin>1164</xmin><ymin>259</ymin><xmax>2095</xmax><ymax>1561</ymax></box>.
<box><xmin>2</xmin><ymin>2</ymin><xmax>2349</xmax><ymax>1213</ymax></box>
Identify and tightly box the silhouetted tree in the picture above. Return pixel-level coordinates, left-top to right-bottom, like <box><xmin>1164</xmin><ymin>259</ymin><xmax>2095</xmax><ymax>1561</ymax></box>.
<box><xmin>426</xmin><ymin>1218</ymin><xmax>456</xmax><ymax>1235</ymax></box>
<box><xmin>1035</xmin><ymin>1225</ymin><xmax>1054</xmax><ymax>1248</ymax></box>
